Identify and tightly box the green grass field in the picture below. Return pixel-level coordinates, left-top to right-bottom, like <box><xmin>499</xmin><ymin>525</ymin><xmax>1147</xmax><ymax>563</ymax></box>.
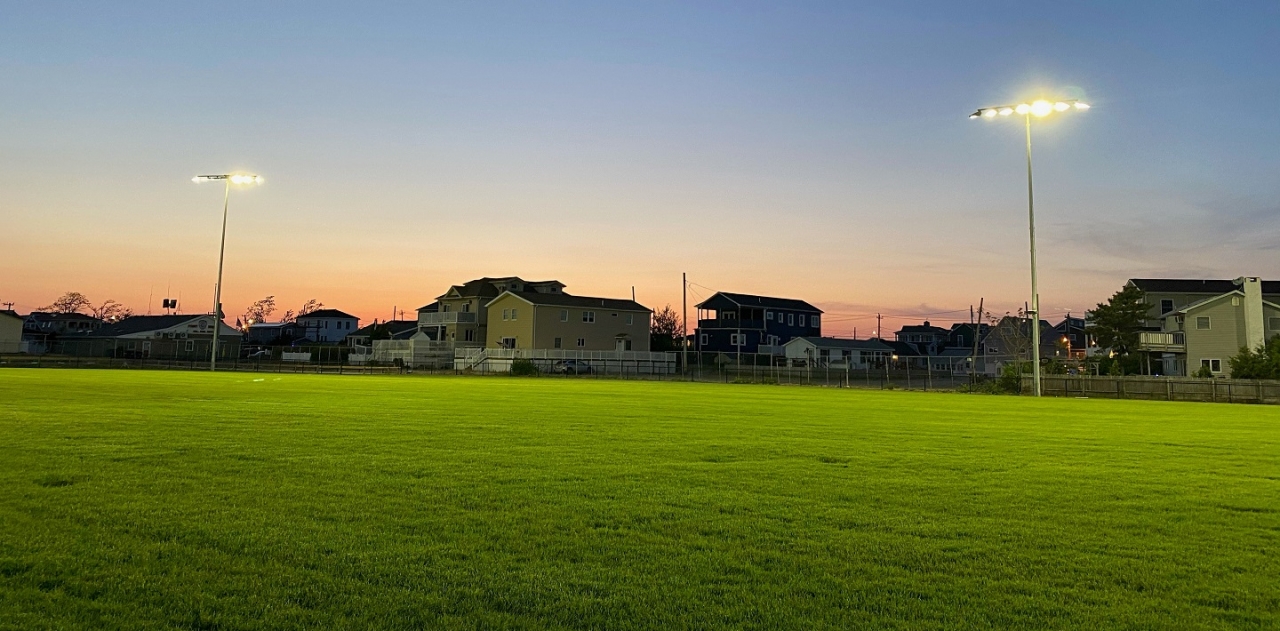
<box><xmin>1</xmin><ymin>369</ymin><xmax>1277</xmax><ymax>629</ymax></box>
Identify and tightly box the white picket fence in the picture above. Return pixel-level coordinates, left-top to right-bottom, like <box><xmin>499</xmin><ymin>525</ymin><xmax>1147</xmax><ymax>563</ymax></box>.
<box><xmin>455</xmin><ymin>348</ymin><xmax>678</xmax><ymax>374</ymax></box>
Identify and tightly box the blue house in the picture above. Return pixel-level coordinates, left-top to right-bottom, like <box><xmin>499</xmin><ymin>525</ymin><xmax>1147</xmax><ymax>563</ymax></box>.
<box><xmin>695</xmin><ymin>292</ymin><xmax>822</xmax><ymax>354</ymax></box>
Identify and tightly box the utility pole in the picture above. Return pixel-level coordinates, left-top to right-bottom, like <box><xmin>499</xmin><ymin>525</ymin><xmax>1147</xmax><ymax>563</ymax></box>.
<box><xmin>876</xmin><ymin>313</ymin><xmax>882</xmax><ymax>339</ymax></box>
<box><xmin>682</xmin><ymin>273</ymin><xmax>689</xmax><ymax>379</ymax></box>
<box><xmin>972</xmin><ymin>298</ymin><xmax>983</xmax><ymax>386</ymax></box>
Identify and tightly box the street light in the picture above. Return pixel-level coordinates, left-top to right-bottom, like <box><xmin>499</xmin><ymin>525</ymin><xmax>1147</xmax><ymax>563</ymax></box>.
<box><xmin>192</xmin><ymin>173</ymin><xmax>263</xmax><ymax>372</ymax></box>
<box><xmin>970</xmin><ymin>98</ymin><xmax>1088</xmax><ymax>396</ymax></box>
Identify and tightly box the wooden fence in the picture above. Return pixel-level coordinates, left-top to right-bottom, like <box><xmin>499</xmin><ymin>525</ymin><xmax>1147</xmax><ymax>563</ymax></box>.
<box><xmin>1027</xmin><ymin>375</ymin><xmax>1280</xmax><ymax>404</ymax></box>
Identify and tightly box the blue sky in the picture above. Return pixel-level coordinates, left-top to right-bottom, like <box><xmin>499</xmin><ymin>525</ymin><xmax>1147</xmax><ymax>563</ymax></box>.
<box><xmin>2</xmin><ymin>1</ymin><xmax>1277</xmax><ymax>332</ymax></box>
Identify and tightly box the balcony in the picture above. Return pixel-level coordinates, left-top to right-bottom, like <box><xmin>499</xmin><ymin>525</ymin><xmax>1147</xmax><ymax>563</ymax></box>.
<box><xmin>420</xmin><ymin>312</ymin><xmax>478</xmax><ymax>326</ymax></box>
<box><xmin>698</xmin><ymin>318</ymin><xmax>765</xmax><ymax>330</ymax></box>
<box><xmin>1138</xmin><ymin>331</ymin><xmax>1185</xmax><ymax>353</ymax></box>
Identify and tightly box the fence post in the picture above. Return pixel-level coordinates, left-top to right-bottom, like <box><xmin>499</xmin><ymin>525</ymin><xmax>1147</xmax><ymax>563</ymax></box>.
<box><xmin>1166</xmin><ymin>379</ymin><xmax>1172</xmax><ymax>402</ymax></box>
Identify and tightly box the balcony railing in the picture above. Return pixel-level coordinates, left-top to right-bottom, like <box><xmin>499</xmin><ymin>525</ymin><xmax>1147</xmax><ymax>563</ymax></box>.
<box><xmin>419</xmin><ymin>312</ymin><xmax>478</xmax><ymax>325</ymax></box>
<box><xmin>698</xmin><ymin>319</ymin><xmax>765</xmax><ymax>330</ymax></box>
<box><xmin>1139</xmin><ymin>331</ymin><xmax>1185</xmax><ymax>352</ymax></box>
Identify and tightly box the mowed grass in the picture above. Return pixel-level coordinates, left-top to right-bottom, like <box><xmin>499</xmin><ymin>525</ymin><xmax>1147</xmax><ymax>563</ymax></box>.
<box><xmin>0</xmin><ymin>370</ymin><xmax>1277</xmax><ymax>630</ymax></box>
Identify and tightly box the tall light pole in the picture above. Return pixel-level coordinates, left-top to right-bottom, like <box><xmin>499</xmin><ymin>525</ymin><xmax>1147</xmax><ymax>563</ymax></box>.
<box><xmin>970</xmin><ymin>99</ymin><xmax>1089</xmax><ymax>396</ymax></box>
<box><xmin>193</xmin><ymin>173</ymin><xmax>263</xmax><ymax>372</ymax></box>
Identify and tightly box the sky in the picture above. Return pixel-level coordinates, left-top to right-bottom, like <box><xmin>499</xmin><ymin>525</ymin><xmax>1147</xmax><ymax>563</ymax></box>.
<box><xmin>2</xmin><ymin>1</ymin><xmax>1278</xmax><ymax>336</ymax></box>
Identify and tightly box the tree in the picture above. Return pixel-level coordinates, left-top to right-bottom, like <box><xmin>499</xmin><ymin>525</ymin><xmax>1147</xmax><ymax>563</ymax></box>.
<box><xmin>42</xmin><ymin>292</ymin><xmax>91</xmax><ymax>314</ymax></box>
<box><xmin>90</xmin><ymin>299</ymin><xmax>133</xmax><ymax>322</ymax></box>
<box><xmin>1086</xmin><ymin>284</ymin><xmax>1147</xmax><ymax>357</ymax></box>
<box><xmin>242</xmin><ymin>295</ymin><xmax>277</xmax><ymax>326</ymax></box>
<box><xmin>1228</xmin><ymin>335</ymin><xmax>1280</xmax><ymax>380</ymax></box>
<box><xmin>649</xmin><ymin>304</ymin><xmax>682</xmax><ymax>352</ymax></box>
<box><xmin>295</xmin><ymin>299</ymin><xmax>323</xmax><ymax>319</ymax></box>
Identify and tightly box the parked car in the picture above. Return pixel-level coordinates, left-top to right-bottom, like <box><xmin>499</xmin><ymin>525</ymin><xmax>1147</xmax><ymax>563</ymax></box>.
<box><xmin>246</xmin><ymin>349</ymin><xmax>271</xmax><ymax>360</ymax></box>
<box><xmin>552</xmin><ymin>359</ymin><xmax>593</xmax><ymax>375</ymax></box>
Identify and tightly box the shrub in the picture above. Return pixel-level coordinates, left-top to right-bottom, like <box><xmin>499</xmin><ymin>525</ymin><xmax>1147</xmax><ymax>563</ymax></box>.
<box><xmin>510</xmin><ymin>359</ymin><xmax>540</xmax><ymax>377</ymax></box>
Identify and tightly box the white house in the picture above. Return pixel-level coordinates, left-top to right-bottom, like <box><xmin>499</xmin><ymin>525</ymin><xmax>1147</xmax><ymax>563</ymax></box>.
<box><xmin>295</xmin><ymin>309</ymin><xmax>360</xmax><ymax>343</ymax></box>
<box><xmin>783</xmin><ymin>337</ymin><xmax>893</xmax><ymax>368</ymax></box>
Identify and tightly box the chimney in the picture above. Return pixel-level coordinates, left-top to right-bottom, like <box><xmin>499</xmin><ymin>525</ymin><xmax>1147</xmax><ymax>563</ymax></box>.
<box><xmin>1235</xmin><ymin>276</ymin><xmax>1265</xmax><ymax>351</ymax></box>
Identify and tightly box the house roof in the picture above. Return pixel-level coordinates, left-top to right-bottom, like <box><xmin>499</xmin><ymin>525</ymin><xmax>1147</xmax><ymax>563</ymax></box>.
<box><xmin>415</xmin><ymin>301</ymin><xmax>440</xmax><ymax>313</ymax></box>
<box><xmin>695</xmin><ymin>292</ymin><xmax>822</xmax><ymax>313</ymax></box>
<box><xmin>0</xmin><ymin>310</ymin><xmax>21</xmax><ymax>320</ymax></box>
<box><xmin>25</xmin><ymin>311</ymin><xmax>102</xmax><ymax>323</ymax></box>
<box><xmin>435</xmin><ymin>277</ymin><xmax>566</xmax><ymax>302</ymax></box>
<box><xmin>247</xmin><ymin>321</ymin><xmax>297</xmax><ymax>330</ymax></box>
<box><xmin>90</xmin><ymin>315</ymin><xmax>220</xmax><ymax>337</ymax></box>
<box><xmin>490</xmin><ymin>291</ymin><xmax>650</xmax><ymax>312</ymax></box>
<box><xmin>297</xmin><ymin>309</ymin><xmax>357</xmax><ymax>320</ymax></box>
<box><xmin>1129</xmin><ymin>278</ymin><xmax>1280</xmax><ymax>294</ymax></box>
<box><xmin>350</xmin><ymin>320</ymin><xmax>418</xmax><ymax>337</ymax></box>
<box><xmin>786</xmin><ymin>337</ymin><xmax>893</xmax><ymax>351</ymax></box>
<box><xmin>897</xmin><ymin>321</ymin><xmax>949</xmax><ymax>334</ymax></box>
<box><xmin>879</xmin><ymin>340</ymin><xmax>922</xmax><ymax>356</ymax></box>
<box><xmin>1170</xmin><ymin>291</ymin><xmax>1280</xmax><ymax>315</ymax></box>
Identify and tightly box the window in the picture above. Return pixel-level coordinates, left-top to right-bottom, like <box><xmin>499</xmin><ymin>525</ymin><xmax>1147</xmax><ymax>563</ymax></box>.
<box><xmin>577</xmin><ymin>338</ymin><xmax>586</xmax><ymax>347</ymax></box>
<box><xmin>798</xmin><ymin>315</ymin><xmax>806</xmax><ymax>327</ymax></box>
<box><xmin>787</xmin><ymin>313</ymin><xmax>794</xmax><ymax>326</ymax></box>
<box><xmin>626</xmin><ymin>314</ymin><xmax>633</xmax><ymax>325</ymax></box>
<box><xmin>1201</xmin><ymin>358</ymin><xmax>1222</xmax><ymax>373</ymax></box>
<box><xmin>462</xmin><ymin>303</ymin><xmax>471</xmax><ymax>313</ymax></box>
<box><xmin>500</xmin><ymin>337</ymin><xmax>516</xmax><ymax>349</ymax></box>
<box><xmin>510</xmin><ymin>308</ymin><xmax>517</xmax><ymax>321</ymax></box>
<box><xmin>611</xmin><ymin>313</ymin><xmax>618</xmax><ymax>318</ymax></box>
<box><xmin>583</xmin><ymin>311</ymin><xmax>596</xmax><ymax>323</ymax></box>
<box><xmin>464</xmin><ymin>329</ymin><xmax>475</xmax><ymax>342</ymax></box>
<box><xmin>1160</xmin><ymin>299</ymin><xmax>1174</xmax><ymax>314</ymax></box>
<box><xmin>185</xmin><ymin>341</ymin><xmax>194</xmax><ymax>351</ymax></box>
<box><xmin>700</xmin><ymin>334</ymin><xmax>708</xmax><ymax>346</ymax></box>
<box><xmin>1270</xmin><ymin>317</ymin><xmax>1280</xmax><ymax>331</ymax></box>
<box><xmin>560</xmin><ymin>310</ymin><xmax>568</xmax><ymax>322</ymax></box>
<box><xmin>554</xmin><ymin>337</ymin><xmax>562</xmax><ymax>349</ymax></box>
<box><xmin>1196</xmin><ymin>316</ymin><xmax>1211</xmax><ymax>330</ymax></box>
<box><xmin>811</xmin><ymin>315</ymin><xmax>819</xmax><ymax>328</ymax></box>
<box><xmin>502</xmin><ymin>309</ymin><xmax>510</xmax><ymax>321</ymax></box>
<box><xmin>766</xmin><ymin>311</ymin><xmax>774</xmax><ymax>321</ymax></box>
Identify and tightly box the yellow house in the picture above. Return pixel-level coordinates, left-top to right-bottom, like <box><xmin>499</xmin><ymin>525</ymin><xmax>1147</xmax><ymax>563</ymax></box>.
<box><xmin>484</xmin><ymin>291</ymin><xmax>651</xmax><ymax>352</ymax></box>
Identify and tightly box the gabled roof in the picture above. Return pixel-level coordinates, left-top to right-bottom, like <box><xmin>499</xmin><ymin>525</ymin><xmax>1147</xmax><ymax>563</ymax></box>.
<box><xmin>297</xmin><ymin>309</ymin><xmax>357</xmax><ymax>320</ymax></box>
<box><xmin>89</xmin><ymin>315</ymin><xmax>232</xmax><ymax>337</ymax></box>
<box><xmin>489</xmin><ymin>291</ymin><xmax>650</xmax><ymax>312</ymax></box>
<box><xmin>695</xmin><ymin>292</ymin><xmax>822</xmax><ymax>313</ymax></box>
<box><xmin>1129</xmin><ymin>278</ymin><xmax>1280</xmax><ymax>294</ymax></box>
<box><xmin>1169</xmin><ymin>291</ymin><xmax>1280</xmax><ymax>315</ymax></box>
<box><xmin>785</xmin><ymin>337</ymin><xmax>893</xmax><ymax>351</ymax></box>
<box><xmin>416</xmin><ymin>301</ymin><xmax>440</xmax><ymax>313</ymax></box>
<box><xmin>350</xmin><ymin>320</ymin><xmax>419</xmax><ymax>337</ymax></box>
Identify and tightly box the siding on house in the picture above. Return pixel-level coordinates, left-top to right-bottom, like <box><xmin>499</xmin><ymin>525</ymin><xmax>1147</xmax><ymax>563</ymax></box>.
<box><xmin>484</xmin><ymin>293</ymin><xmax>650</xmax><ymax>351</ymax></box>
<box><xmin>1164</xmin><ymin>294</ymin><xmax>1280</xmax><ymax>376</ymax></box>
<box><xmin>0</xmin><ymin>311</ymin><xmax>22</xmax><ymax>353</ymax></box>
